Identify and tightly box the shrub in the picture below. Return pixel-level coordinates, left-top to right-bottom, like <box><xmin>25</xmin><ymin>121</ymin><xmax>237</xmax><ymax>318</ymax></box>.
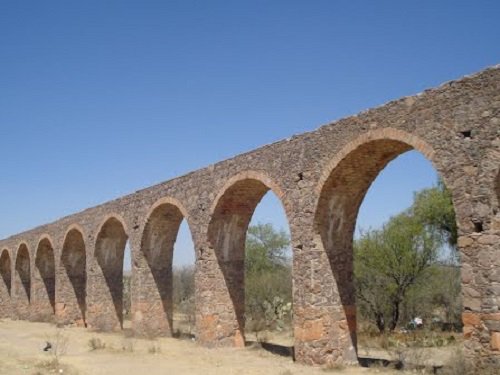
<box><xmin>88</xmin><ymin>337</ymin><xmax>106</xmax><ymax>351</ymax></box>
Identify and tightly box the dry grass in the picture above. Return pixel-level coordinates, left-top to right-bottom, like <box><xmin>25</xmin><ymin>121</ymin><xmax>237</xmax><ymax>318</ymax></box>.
<box><xmin>121</xmin><ymin>338</ymin><xmax>136</xmax><ymax>352</ymax></box>
<box><xmin>88</xmin><ymin>337</ymin><xmax>106</xmax><ymax>350</ymax></box>
<box><xmin>147</xmin><ymin>343</ymin><xmax>161</xmax><ymax>354</ymax></box>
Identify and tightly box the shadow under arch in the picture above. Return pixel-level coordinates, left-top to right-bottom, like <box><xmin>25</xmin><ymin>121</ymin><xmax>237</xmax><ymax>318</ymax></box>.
<box><xmin>34</xmin><ymin>237</ymin><xmax>56</xmax><ymax>316</ymax></box>
<box><xmin>15</xmin><ymin>243</ymin><xmax>31</xmax><ymax>319</ymax></box>
<box><xmin>94</xmin><ymin>216</ymin><xmax>129</xmax><ymax>330</ymax></box>
<box><xmin>0</xmin><ymin>249</ymin><xmax>11</xmax><ymax>296</ymax></box>
<box><xmin>313</xmin><ymin>128</ymin><xmax>458</xmax><ymax>363</ymax></box>
<box><xmin>207</xmin><ymin>171</ymin><xmax>292</xmax><ymax>346</ymax></box>
<box><xmin>138</xmin><ymin>197</ymin><xmax>194</xmax><ymax>336</ymax></box>
<box><xmin>60</xmin><ymin>227</ymin><xmax>87</xmax><ymax>325</ymax></box>
<box><xmin>0</xmin><ymin>249</ymin><xmax>12</xmax><ymax>318</ymax></box>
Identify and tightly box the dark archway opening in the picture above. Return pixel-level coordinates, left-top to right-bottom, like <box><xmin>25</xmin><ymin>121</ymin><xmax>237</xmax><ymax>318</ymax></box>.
<box><xmin>0</xmin><ymin>249</ymin><xmax>12</xmax><ymax>318</ymax></box>
<box><xmin>60</xmin><ymin>229</ymin><xmax>87</xmax><ymax>326</ymax></box>
<box><xmin>95</xmin><ymin>217</ymin><xmax>128</xmax><ymax>330</ymax></box>
<box><xmin>34</xmin><ymin>238</ymin><xmax>56</xmax><ymax>318</ymax></box>
<box><xmin>15</xmin><ymin>244</ymin><xmax>31</xmax><ymax>319</ymax></box>
<box><xmin>0</xmin><ymin>250</ymin><xmax>11</xmax><ymax>296</ymax></box>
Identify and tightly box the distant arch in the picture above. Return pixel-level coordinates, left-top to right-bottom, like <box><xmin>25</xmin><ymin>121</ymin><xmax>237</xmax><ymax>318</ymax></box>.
<box><xmin>0</xmin><ymin>249</ymin><xmax>12</xmax><ymax>318</ymax></box>
<box><xmin>134</xmin><ymin>197</ymin><xmax>194</xmax><ymax>336</ymax></box>
<box><xmin>59</xmin><ymin>227</ymin><xmax>87</xmax><ymax>325</ymax></box>
<box><xmin>33</xmin><ymin>237</ymin><xmax>56</xmax><ymax>318</ymax></box>
<box><xmin>92</xmin><ymin>216</ymin><xmax>128</xmax><ymax>330</ymax></box>
<box><xmin>14</xmin><ymin>243</ymin><xmax>31</xmax><ymax>319</ymax></box>
<box><xmin>0</xmin><ymin>249</ymin><xmax>11</xmax><ymax>296</ymax></box>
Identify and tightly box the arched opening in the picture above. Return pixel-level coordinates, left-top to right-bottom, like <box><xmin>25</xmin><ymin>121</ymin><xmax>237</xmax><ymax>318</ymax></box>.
<box><xmin>58</xmin><ymin>228</ymin><xmax>87</xmax><ymax>326</ymax></box>
<box><xmin>244</xmin><ymin>192</ymin><xmax>292</xmax><ymax>348</ymax></box>
<box><xmin>136</xmin><ymin>201</ymin><xmax>193</xmax><ymax>337</ymax></box>
<box><xmin>0</xmin><ymin>249</ymin><xmax>12</xmax><ymax>318</ymax></box>
<box><xmin>122</xmin><ymin>241</ymin><xmax>132</xmax><ymax>328</ymax></box>
<box><xmin>314</xmin><ymin>135</ymin><xmax>459</xmax><ymax>365</ymax></box>
<box><xmin>172</xmin><ymin>219</ymin><xmax>196</xmax><ymax>338</ymax></box>
<box><xmin>92</xmin><ymin>217</ymin><xmax>128</xmax><ymax>331</ymax></box>
<box><xmin>207</xmin><ymin>175</ymin><xmax>292</xmax><ymax>348</ymax></box>
<box><xmin>14</xmin><ymin>243</ymin><xmax>31</xmax><ymax>319</ymax></box>
<box><xmin>33</xmin><ymin>238</ymin><xmax>56</xmax><ymax>320</ymax></box>
<box><xmin>354</xmin><ymin>150</ymin><xmax>461</xmax><ymax>357</ymax></box>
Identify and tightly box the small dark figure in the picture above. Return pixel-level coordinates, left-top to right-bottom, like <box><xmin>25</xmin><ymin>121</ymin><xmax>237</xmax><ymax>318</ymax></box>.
<box><xmin>43</xmin><ymin>341</ymin><xmax>52</xmax><ymax>352</ymax></box>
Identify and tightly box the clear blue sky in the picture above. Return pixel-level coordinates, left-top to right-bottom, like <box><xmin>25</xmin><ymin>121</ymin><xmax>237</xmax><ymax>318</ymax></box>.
<box><xmin>1</xmin><ymin>1</ymin><xmax>498</xmax><ymax>266</ymax></box>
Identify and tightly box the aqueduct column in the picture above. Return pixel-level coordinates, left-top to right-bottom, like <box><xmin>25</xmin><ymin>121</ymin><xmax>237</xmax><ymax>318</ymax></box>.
<box><xmin>460</xmin><ymin>164</ymin><xmax>500</xmax><ymax>368</ymax></box>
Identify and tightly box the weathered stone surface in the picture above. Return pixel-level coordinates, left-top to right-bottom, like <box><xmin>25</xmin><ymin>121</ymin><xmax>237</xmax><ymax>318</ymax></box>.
<box><xmin>0</xmin><ymin>65</ymin><xmax>499</xmax><ymax>370</ymax></box>
<box><xmin>458</xmin><ymin>236</ymin><xmax>474</xmax><ymax>248</ymax></box>
<box><xmin>463</xmin><ymin>312</ymin><xmax>482</xmax><ymax>327</ymax></box>
<box><xmin>491</xmin><ymin>332</ymin><xmax>500</xmax><ymax>351</ymax></box>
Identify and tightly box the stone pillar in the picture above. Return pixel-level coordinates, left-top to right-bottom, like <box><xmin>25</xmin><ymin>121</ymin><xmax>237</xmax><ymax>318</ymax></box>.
<box><xmin>461</xmin><ymin>221</ymin><xmax>500</xmax><ymax>369</ymax></box>
<box><xmin>195</xmin><ymin>243</ymin><xmax>245</xmax><ymax>347</ymax></box>
<box><xmin>293</xmin><ymin>223</ymin><xmax>357</xmax><ymax>366</ymax></box>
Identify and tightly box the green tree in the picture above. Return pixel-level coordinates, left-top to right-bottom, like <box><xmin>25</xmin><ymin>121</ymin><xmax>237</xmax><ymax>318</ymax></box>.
<box><xmin>245</xmin><ymin>223</ymin><xmax>292</xmax><ymax>333</ymax></box>
<box><xmin>354</xmin><ymin>180</ymin><xmax>459</xmax><ymax>332</ymax></box>
<box><xmin>355</xmin><ymin>213</ymin><xmax>440</xmax><ymax>332</ymax></box>
<box><xmin>245</xmin><ymin>223</ymin><xmax>290</xmax><ymax>274</ymax></box>
<box><xmin>411</xmin><ymin>179</ymin><xmax>457</xmax><ymax>248</ymax></box>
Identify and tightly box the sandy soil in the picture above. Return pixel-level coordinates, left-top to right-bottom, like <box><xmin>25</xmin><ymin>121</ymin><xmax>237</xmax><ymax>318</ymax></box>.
<box><xmin>0</xmin><ymin>319</ymin><xmax>450</xmax><ymax>375</ymax></box>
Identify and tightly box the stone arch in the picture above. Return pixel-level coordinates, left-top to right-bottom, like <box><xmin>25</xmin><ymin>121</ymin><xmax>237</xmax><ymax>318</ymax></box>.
<box><xmin>57</xmin><ymin>226</ymin><xmax>87</xmax><ymax>326</ymax></box>
<box><xmin>14</xmin><ymin>243</ymin><xmax>31</xmax><ymax>319</ymax></box>
<box><xmin>33</xmin><ymin>236</ymin><xmax>56</xmax><ymax>320</ymax></box>
<box><xmin>317</xmin><ymin>128</ymin><xmax>439</xmax><ymax>194</ymax></box>
<box><xmin>205</xmin><ymin>171</ymin><xmax>291</xmax><ymax>347</ymax></box>
<box><xmin>0</xmin><ymin>249</ymin><xmax>12</xmax><ymax>318</ymax></box>
<box><xmin>133</xmin><ymin>197</ymin><xmax>194</xmax><ymax>336</ymax></box>
<box><xmin>311</xmin><ymin>128</ymin><xmax>457</xmax><ymax>364</ymax></box>
<box><xmin>90</xmin><ymin>216</ymin><xmax>128</xmax><ymax>331</ymax></box>
<box><xmin>210</xmin><ymin>171</ymin><xmax>290</xmax><ymax>217</ymax></box>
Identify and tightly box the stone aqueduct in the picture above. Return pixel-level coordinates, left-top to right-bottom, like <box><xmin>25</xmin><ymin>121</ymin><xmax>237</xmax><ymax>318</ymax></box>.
<box><xmin>0</xmin><ymin>66</ymin><xmax>499</xmax><ymax>368</ymax></box>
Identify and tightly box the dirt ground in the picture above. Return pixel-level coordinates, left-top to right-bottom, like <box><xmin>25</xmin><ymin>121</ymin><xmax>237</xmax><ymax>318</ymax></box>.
<box><xmin>0</xmin><ymin>319</ymin><xmax>456</xmax><ymax>375</ymax></box>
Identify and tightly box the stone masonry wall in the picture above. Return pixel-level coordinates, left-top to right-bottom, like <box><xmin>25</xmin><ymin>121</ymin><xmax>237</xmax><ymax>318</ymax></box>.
<box><xmin>0</xmin><ymin>66</ymin><xmax>498</xmax><ymax>370</ymax></box>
